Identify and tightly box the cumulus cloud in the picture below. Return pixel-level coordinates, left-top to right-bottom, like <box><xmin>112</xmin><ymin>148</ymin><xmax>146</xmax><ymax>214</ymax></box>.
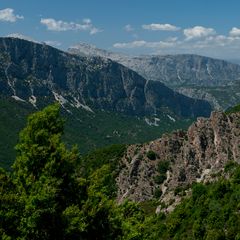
<box><xmin>142</xmin><ymin>23</ymin><xmax>180</xmax><ymax>31</ymax></box>
<box><xmin>40</xmin><ymin>18</ymin><xmax>102</xmax><ymax>34</ymax></box>
<box><xmin>0</xmin><ymin>8</ymin><xmax>24</xmax><ymax>22</ymax></box>
<box><xmin>114</xmin><ymin>24</ymin><xmax>240</xmax><ymax>58</ymax></box>
<box><xmin>124</xmin><ymin>24</ymin><xmax>134</xmax><ymax>32</ymax></box>
<box><xmin>183</xmin><ymin>26</ymin><xmax>216</xmax><ymax>40</ymax></box>
<box><xmin>229</xmin><ymin>27</ymin><xmax>240</xmax><ymax>37</ymax></box>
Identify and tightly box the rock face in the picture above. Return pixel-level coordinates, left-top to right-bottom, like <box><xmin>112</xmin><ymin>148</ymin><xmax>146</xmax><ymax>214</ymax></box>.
<box><xmin>116</xmin><ymin>111</ymin><xmax>240</xmax><ymax>210</ymax></box>
<box><xmin>0</xmin><ymin>37</ymin><xmax>211</xmax><ymax>118</ymax></box>
<box><xmin>69</xmin><ymin>43</ymin><xmax>240</xmax><ymax>110</ymax></box>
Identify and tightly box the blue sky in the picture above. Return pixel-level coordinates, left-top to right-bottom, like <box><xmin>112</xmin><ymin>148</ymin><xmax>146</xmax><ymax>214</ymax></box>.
<box><xmin>1</xmin><ymin>0</ymin><xmax>240</xmax><ymax>59</ymax></box>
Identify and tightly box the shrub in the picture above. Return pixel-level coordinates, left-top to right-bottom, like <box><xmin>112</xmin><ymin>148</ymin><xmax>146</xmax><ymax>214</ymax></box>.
<box><xmin>158</xmin><ymin>161</ymin><xmax>170</xmax><ymax>174</ymax></box>
<box><xmin>154</xmin><ymin>188</ymin><xmax>162</xmax><ymax>198</ymax></box>
<box><xmin>154</xmin><ymin>174</ymin><xmax>167</xmax><ymax>184</ymax></box>
<box><xmin>147</xmin><ymin>150</ymin><xmax>157</xmax><ymax>160</ymax></box>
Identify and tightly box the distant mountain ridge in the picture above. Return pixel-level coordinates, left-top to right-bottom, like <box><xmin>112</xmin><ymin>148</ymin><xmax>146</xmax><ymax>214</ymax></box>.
<box><xmin>69</xmin><ymin>43</ymin><xmax>240</xmax><ymax>87</ymax></box>
<box><xmin>69</xmin><ymin>43</ymin><xmax>240</xmax><ymax>109</ymax></box>
<box><xmin>0</xmin><ymin>37</ymin><xmax>211</xmax><ymax>118</ymax></box>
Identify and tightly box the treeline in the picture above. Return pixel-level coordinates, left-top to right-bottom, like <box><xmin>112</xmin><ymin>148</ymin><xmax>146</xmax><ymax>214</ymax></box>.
<box><xmin>1</xmin><ymin>104</ymin><xmax>240</xmax><ymax>239</ymax></box>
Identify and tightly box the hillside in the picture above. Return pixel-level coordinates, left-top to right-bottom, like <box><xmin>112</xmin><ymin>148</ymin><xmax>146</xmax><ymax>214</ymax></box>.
<box><xmin>1</xmin><ymin>103</ymin><xmax>240</xmax><ymax>240</ymax></box>
<box><xmin>0</xmin><ymin>96</ymin><xmax>194</xmax><ymax>170</ymax></box>
<box><xmin>116</xmin><ymin>110</ymin><xmax>240</xmax><ymax>212</ymax></box>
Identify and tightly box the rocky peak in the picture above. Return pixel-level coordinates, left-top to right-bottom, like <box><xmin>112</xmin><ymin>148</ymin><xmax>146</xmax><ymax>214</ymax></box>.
<box><xmin>69</xmin><ymin>42</ymin><xmax>125</xmax><ymax>60</ymax></box>
<box><xmin>116</xmin><ymin>111</ymin><xmax>240</xmax><ymax>211</ymax></box>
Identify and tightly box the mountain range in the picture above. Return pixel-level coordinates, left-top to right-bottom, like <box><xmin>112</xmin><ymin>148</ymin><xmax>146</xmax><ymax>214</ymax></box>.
<box><xmin>0</xmin><ymin>37</ymin><xmax>211</xmax><ymax>117</ymax></box>
<box><xmin>69</xmin><ymin>43</ymin><xmax>240</xmax><ymax>110</ymax></box>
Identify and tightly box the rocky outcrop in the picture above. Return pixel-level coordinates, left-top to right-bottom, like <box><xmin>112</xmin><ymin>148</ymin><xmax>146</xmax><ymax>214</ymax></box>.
<box><xmin>116</xmin><ymin>111</ymin><xmax>240</xmax><ymax>210</ymax></box>
<box><xmin>0</xmin><ymin>37</ymin><xmax>211</xmax><ymax>118</ymax></box>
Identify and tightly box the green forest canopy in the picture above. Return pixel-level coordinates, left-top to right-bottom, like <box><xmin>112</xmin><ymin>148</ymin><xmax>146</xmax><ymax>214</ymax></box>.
<box><xmin>1</xmin><ymin>104</ymin><xmax>240</xmax><ymax>239</ymax></box>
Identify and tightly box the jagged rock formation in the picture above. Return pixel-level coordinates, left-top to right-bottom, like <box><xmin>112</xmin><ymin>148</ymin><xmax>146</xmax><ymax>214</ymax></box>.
<box><xmin>116</xmin><ymin>111</ymin><xmax>240</xmax><ymax>211</ymax></box>
<box><xmin>0</xmin><ymin>37</ymin><xmax>211</xmax><ymax>118</ymax></box>
<box><xmin>69</xmin><ymin>43</ymin><xmax>240</xmax><ymax>110</ymax></box>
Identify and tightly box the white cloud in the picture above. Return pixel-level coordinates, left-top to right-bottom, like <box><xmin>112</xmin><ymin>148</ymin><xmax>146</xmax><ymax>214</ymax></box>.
<box><xmin>142</xmin><ymin>23</ymin><xmax>180</xmax><ymax>31</ymax></box>
<box><xmin>114</xmin><ymin>41</ymin><xmax>146</xmax><ymax>48</ymax></box>
<box><xmin>183</xmin><ymin>26</ymin><xmax>216</xmax><ymax>40</ymax></box>
<box><xmin>0</xmin><ymin>8</ymin><xmax>24</xmax><ymax>22</ymax></box>
<box><xmin>113</xmin><ymin>39</ymin><xmax>177</xmax><ymax>49</ymax></box>
<box><xmin>124</xmin><ymin>24</ymin><xmax>134</xmax><ymax>32</ymax></box>
<box><xmin>40</xmin><ymin>18</ymin><xmax>102</xmax><ymax>34</ymax></box>
<box><xmin>229</xmin><ymin>27</ymin><xmax>240</xmax><ymax>37</ymax></box>
<box><xmin>44</xmin><ymin>40</ymin><xmax>62</xmax><ymax>47</ymax></box>
<box><xmin>114</xmin><ymin>24</ymin><xmax>240</xmax><ymax>58</ymax></box>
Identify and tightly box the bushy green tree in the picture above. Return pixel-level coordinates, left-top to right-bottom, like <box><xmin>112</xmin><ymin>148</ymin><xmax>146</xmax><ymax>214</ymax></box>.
<box><xmin>0</xmin><ymin>168</ymin><xmax>20</xmax><ymax>239</ymax></box>
<box><xmin>10</xmin><ymin>104</ymin><xmax>85</xmax><ymax>239</ymax></box>
<box><xmin>1</xmin><ymin>104</ymin><xmax>135</xmax><ymax>240</ymax></box>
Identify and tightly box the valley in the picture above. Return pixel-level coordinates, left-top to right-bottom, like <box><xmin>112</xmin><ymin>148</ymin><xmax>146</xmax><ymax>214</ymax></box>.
<box><xmin>0</xmin><ymin>37</ymin><xmax>240</xmax><ymax>240</ymax></box>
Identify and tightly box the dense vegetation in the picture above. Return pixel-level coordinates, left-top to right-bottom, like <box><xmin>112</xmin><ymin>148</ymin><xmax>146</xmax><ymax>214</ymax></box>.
<box><xmin>226</xmin><ymin>103</ymin><xmax>240</xmax><ymax>114</ymax></box>
<box><xmin>1</xmin><ymin>104</ymin><xmax>240</xmax><ymax>239</ymax></box>
<box><xmin>0</xmin><ymin>96</ymin><xmax>193</xmax><ymax>170</ymax></box>
<box><xmin>0</xmin><ymin>104</ymin><xmax>142</xmax><ymax>239</ymax></box>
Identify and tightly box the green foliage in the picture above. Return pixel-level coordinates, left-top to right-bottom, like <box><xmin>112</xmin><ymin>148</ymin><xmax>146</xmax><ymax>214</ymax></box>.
<box><xmin>146</xmin><ymin>150</ymin><xmax>156</xmax><ymax>160</ymax></box>
<box><xmin>10</xmin><ymin>104</ymin><xmax>86</xmax><ymax>239</ymax></box>
<box><xmin>80</xmin><ymin>144</ymin><xmax>126</xmax><ymax>178</ymax></box>
<box><xmin>154</xmin><ymin>188</ymin><xmax>163</xmax><ymax>198</ymax></box>
<box><xmin>0</xmin><ymin>96</ymin><xmax>193</xmax><ymax>170</ymax></box>
<box><xmin>146</xmin><ymin>165</ymin><xmax>240</xmax><ymax>239</ymax></box>
<box><xmin>0</xmin><ymin>168</ymin><xmax>20</xmax><ymax>239</ymax></box>
<box><xmin>2</xmin><ymin>103</ymin><xmax>240</xmax><ymax>239</ymax></box>
<box><xmin>154</xmin><ymin>160</ymin><xmax>170</xmax><ymax>185</ymax></box>
<box><xmin>224</xmin><ymin>160</ymin><xmax>238</xmax><ymax>173</ymax></box>
<box><xmin>157</xmin><ymin>160</ymin><xmax>170</xmax><ymax>174</ymax></box>
<box><xmin>225</xmin><ymin>103</ymin><xmax>240</xmax><ymax>114</ymax></box>
<box><xmin>0</xmin><ymin>104</ymin><xmax>145</xmax><ymax>239</ymax></box>
<box><xmin>0</xmin><ymin>96</ymin><xmax>34</xmax><ymax>170</ymax></box>
<box><xmin>154</xmin><ymin>174</ymin><xmax>167</xmax><ymax>184</ymax></box>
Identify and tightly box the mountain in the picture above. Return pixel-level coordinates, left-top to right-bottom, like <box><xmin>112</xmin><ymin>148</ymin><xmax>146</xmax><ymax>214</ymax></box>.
<box><xmin>69</xmin><ymin>43</ymin><xmax>240</xmax><ymax>110</ymax></box>
<box><xmin>0</xmin><ymin>37</ymin><xmax>211</xmax><ymax>118</ymax></box>
<box><xmin>0</xmin><ymin>37</ymin><xmax>212</xmax><ymax>169</ymax></box>
<box><xmin>116</xmin><ymin>110</ymin><xmax>240</xmax><ymax>212</ymax></box>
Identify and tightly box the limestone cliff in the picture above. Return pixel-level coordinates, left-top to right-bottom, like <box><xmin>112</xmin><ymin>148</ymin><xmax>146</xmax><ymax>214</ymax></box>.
<box><xmin>116</xmin><ymin>111</ymin><xmax>240</xmax><ymax>211</ymax></box>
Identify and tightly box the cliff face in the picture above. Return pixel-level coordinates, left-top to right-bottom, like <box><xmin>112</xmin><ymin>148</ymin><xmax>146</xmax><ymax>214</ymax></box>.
<box><xmin>116</xmin><ymin>111</ymin><xmax>240</xmax><ymax>210</ymax></box>
<box><xmin>0</xmin><ymin>37</ymin><xmax>211</xmax><ymax>118</ymax></box>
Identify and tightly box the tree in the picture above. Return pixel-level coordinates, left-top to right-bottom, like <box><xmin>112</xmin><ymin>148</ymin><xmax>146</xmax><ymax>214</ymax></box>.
<box><xmin>0</xmin><ymin>168</ymin><xmax>20</xmax><ymax>239</ymax></box>
<box><xmin>12</xmin><ymin>104</ymin><xmax>86</xmax><ymax>239</ymax></box>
